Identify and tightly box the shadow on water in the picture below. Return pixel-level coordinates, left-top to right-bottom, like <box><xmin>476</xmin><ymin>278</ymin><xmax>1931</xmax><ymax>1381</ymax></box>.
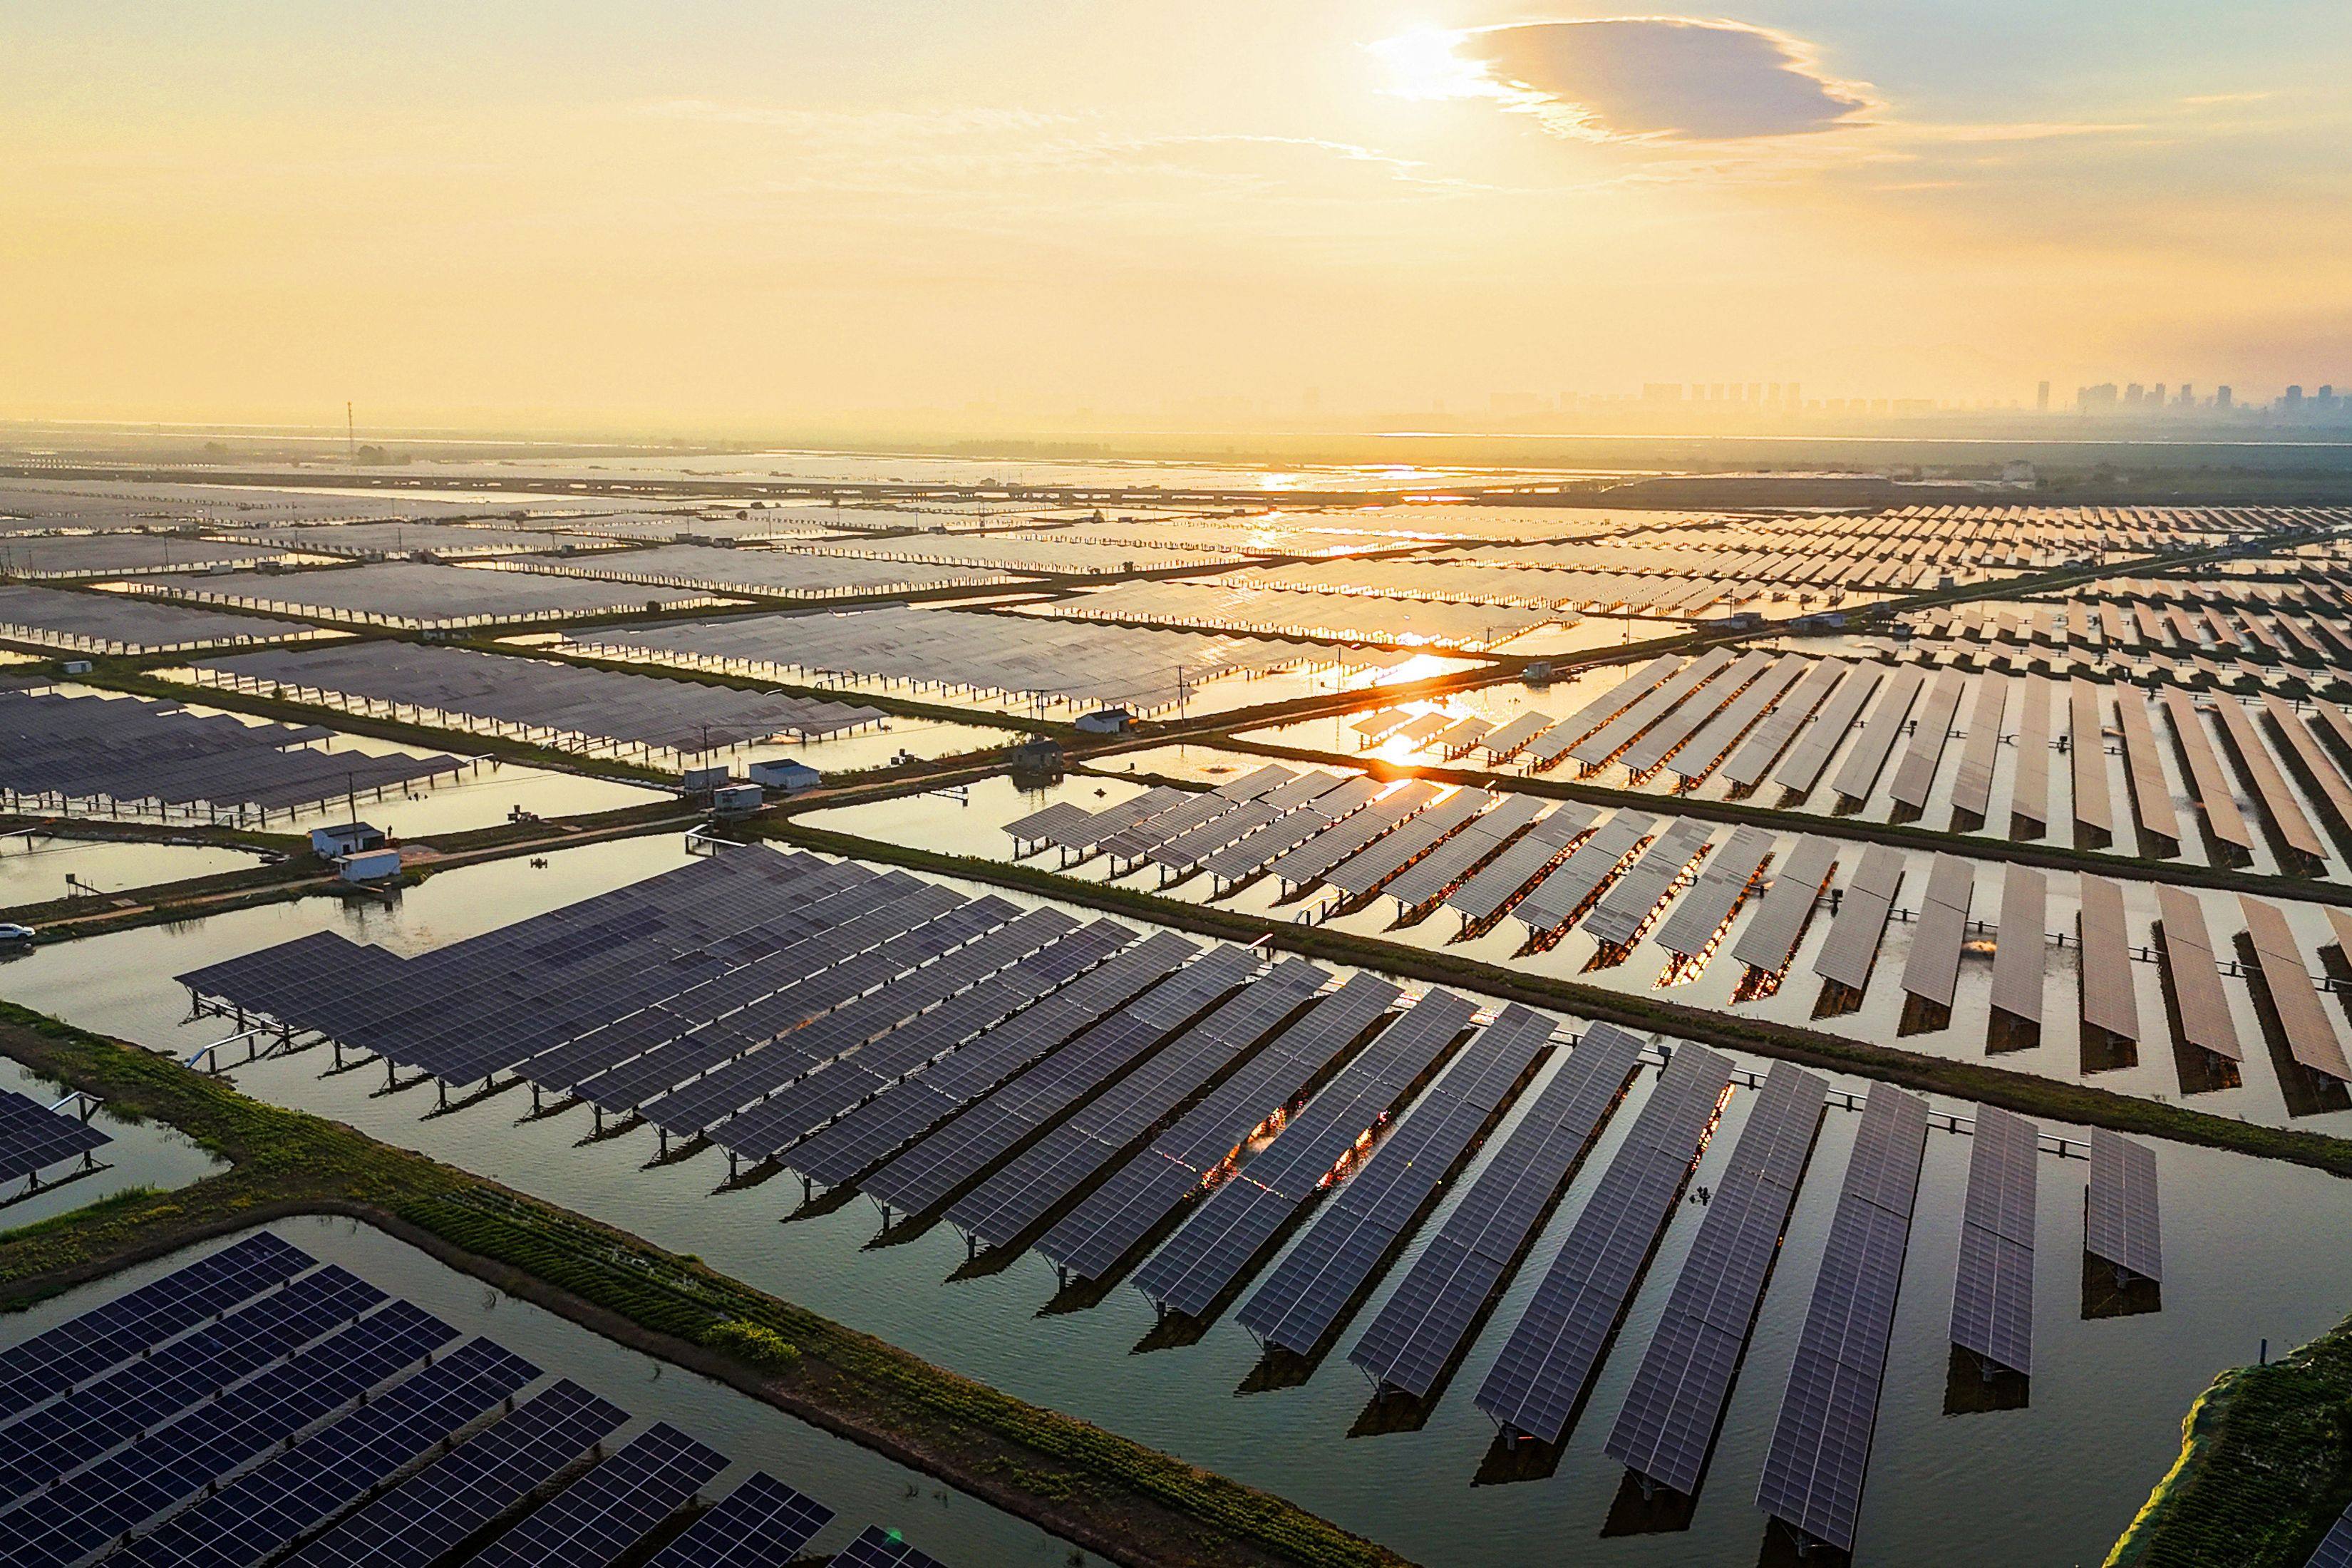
<box><xmin>1943</xmin><ymin>1344</ymin><xmax>2031</xmax><ymax>1414</ymax></box>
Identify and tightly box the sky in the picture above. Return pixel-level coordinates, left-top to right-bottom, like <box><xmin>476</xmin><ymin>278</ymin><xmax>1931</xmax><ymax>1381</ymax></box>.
<box><xmin>4</xmin><ymin>1</ymin><xmax>2349</xmax><ymax>434</ymax></box>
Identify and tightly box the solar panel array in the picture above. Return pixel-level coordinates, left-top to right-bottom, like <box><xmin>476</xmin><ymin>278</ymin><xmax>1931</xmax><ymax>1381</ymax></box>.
<box><xmin>0</xmin><ymin>687</ymin><xmax>465</xmax><ymax>819</ymax></box>
<box><xmin>1472</xmin><ymin>1041</ymin><xmax>1734</xmax><ymax>1443</ymax></box>
<box><xmin>1378</xmin><ymin>793</ymin><xmax>1549</xmax><ymax>910</ymax></box>
<box><xmin>0</xmin><ymin>1088</ymin><xmax>110</xmax><ymax>1185</ymax></box>
<box><xmin>946</xmin><ymin>958</ymin><xmax>1330</xmax><ymax>1249</ymax></box>
<box><xmin>1604</xmin><ymin>1063</ymin><xmax>1827</xmax><ymax>1496</ymax></box>
<box><xmin>1812</xmin><ymin>844</ymin><xmax>1908</xmax><ymax>993</ymax></box>
<box><xmin>1754</xmin><ymin>1084</ymin><xmax>1931</xmax><ymax>1554</ymax></box>
<box><xmin>1350</xmin><ymin>1021</ymin><xmax>1649</xmax><ymax>1401</ymax></box>
<box><xmin>1259</xmin><ymin>780</ymin><xmax>1444</xmax><ymax>890</ymax></box>
<box><xmin>1037</xmin><ymin>972</ymin><xmax>1401</xmax><ymax>1282</ymax></box>
<box><xmin>1989</xmin><ymin>865</ymin><xmax>2049</xmax><ymax>1027</ymax></box>
<box><xmin>2155</xmin><ymin>885</ymin><xmax>2240</xmax><ymax>1059</ymax></box>
<box><xmin>0</xmin><ymin>583</ymin><xmax>313</xmax><ymax>654</ymax></box>
<box><xmin>2239</xmin><ymin>894</ymin><xmax>2352</xmax><ymax>1080</ymax></box>
<box><xmin>2085</xmin><ymin>1128</ymin><xmax>2163</xmax><ymax>1282</ymax></box>
<box><xmin>1951</xmin><ymin>1105</ymin><xmax>2038</xmax><ymax>1375</ymax></box>
<box><xmin>195</xmin><ymin>640</ymin><xmax>884</xmax><ymax>753</ymax></box>
<box><xmin>1729</xmin><ymin>837</ymin><xmax>1839</xmax><ymax>975</ymax></box>
<box><xmin>145</xmin><ymin>560</ymin><xmax>728</xmax><ymax>629</ymax></box>
<box><xmin>2307</xmin><ymin>1506</ymin><xmax>2352</xmax><ymax>1568</ymax></box>
<box><xmin>1580</xmin><ymin>817</ymin><xmax>1718</xmax><ymax>950</ymax></box>
<box><xmin>1829</xmin><ymin>666</ymin><xmax>1928</xmax><ymax>803</ymax></box>
<box><xmin>567</xmin><ymin>603</ymin><xmax>1348</xmax><ymax>715</ymax></box>
<box><xmin>1133</xmin><ymin>989</ymin><xmax>1483</xmax><ymax>1319</ymax></box>
<box><xmin>1654</xmin><ymin>826</ymin><xmax>1777</xmax><ymax>958</ymax></box>
<box><xmin>1237</xmin><ymin>1005</ymin><xmax>1559</xmax><ymax>1356</ymax></box>
<box><xmin>1899</xmin><ymin>854</ymin><xmax>1976</xmax><ymax>1011</ymax></box>
<box><xmin>1515</xmin><ymin>810</ymin><xmax>1662</xmax><ymax>935</ymax></box>
<box><xmin>5</xmin><ymin>1233</ymin><xmax>954</xmax><ymax>1568</ymax></box>
<box><xmin>1773</xmin><ymin>664</ymin><xmax>1887</xmax><ymax>795</ymax></box>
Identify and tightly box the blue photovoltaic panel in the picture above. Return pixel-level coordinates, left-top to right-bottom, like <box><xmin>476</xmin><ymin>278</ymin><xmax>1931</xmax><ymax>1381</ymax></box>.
<box><xmin>0</xmin><ymin>1232</ymin><xmax>313</xmax><ymax>1423</ymax></box>
<box><xmin>1234</xmin><ymin>1006</ymin><xmax>1558</xmax><ymax>1356</ymax></box>
<box><xmin>1036</xmin><ymin>972</ymin><xmax>1398</xmax><ymax>1283</ymax></box>
<box><xmin>468</xmin><ymin>1421</ymin><xmax>728</xmax><ymax>1568</ymax></box>
<box><xmin>1472</xmin><ymin>1043</ymin><xmax>1735</xmax><ymax>1443</ymax></box>
<box><xmin>1603</xmin><ymin>1064</ymin><xmax>1829</xmax><ymax>1496</ymax></box>
<box><xmin>945</xmin><ymin>958</ymin><xmax>1327</xmax><ymax>1250</ymax></box>
<box><xmin>1950</xmin><ymin>1104</ymin><xmax>2038</xmax><ymax>1376</ymax></box>
<box><xmin>1754</xmin><ymin>1084</ymin><xmax>1931</xmax><ymax>1554</ymax></box>
<box><xmin>1132</xmin><ymin>988</ymin><xmax>1482</xmax><ymax>1320</ymax></box>
<box><xmin>282</xmin><ymin>1379</ymin><xmax>631</xmax><ymax>1568</ymax></box>
<box><xmin>860</xmin><ymin>944</ymin><xmax>1256</xmax><ymax>1217</ymax></box>
<box><xmin>0</xmin><ymin>1087</ymin><xmax>110</xmax><ymax>1185</ymax></box>
<box><xmin>785</xmin><ymin>929</ymin><xmax>1189</xmax><ymax>1190</ymax></box>
<box><xmin>108</xmin><ymin>1338</ymin><xmax>541</xmax><ymax>1568</ymax></box>
<box><xmin>0</xmin><ymin>1263</ymin><xmax>388</xmax><ymax>1503</ymax></box>
<box><xmin>1348</xmin><ymin>1022</ymin><xmax>1649</xmax><ymax>1399</ymax></box>
<box><xmin>832</xmin><ymin>1524</ymin><xmax>952</xmax><ymax>1568</ymax></box>
<box><xmin>640</xmin><ymin>1472</ymin><xmax>837</xmax><ymax>1568</ymax></box>
<box><xmin>0</xmin><ymin>1301</ymin><xmax>459</xmax><ymax>1568</ymax></box>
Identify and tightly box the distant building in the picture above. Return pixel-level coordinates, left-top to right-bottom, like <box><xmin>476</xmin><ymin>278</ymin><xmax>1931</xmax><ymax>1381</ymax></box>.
<box><xmin>680</xmin><ymin>764</ymin><xmax>731</xmax><ymax>793</ymax></box>
<box><xmin>2078</xmin><ymin>383</ymin><xmax>2119</xmax><ymax>411</ymax></box>
<box><xmin>2285</xmin><ymin>385</ymin><xmax>2306</xmax><ymax>410</ymax></box>
<box><xmin>748</xmin><ymin>758</ymin><xmax>821</xmax><ymax>793</ymax></box>
<box><xmin>1006</xmin><ymin>738</ymin><xmax>1066</xmax><ymax>778</ymax></box>
<box><xmin>2217</xmin><ymin>386</ymin><xmax>2233</xmax><ymax>409</ymax></box>
<box><xmin>1075</xmin><ymin>708</ymin><xmax>1135</xmax><ymax>735</ymax></box>
<box><xmin>711</xmin><ymin>783</ymin><xmax>765</xmax><ymax>817</ymax></box>
<box><xmin>336</xmin><ymin>848</ymin><xmax>401</xmax><ymax>883</ymax></box>
<box><xmin>2036</xmin><ymin>381</ymin><xmax>2051</xmax><ymax>412</ymax></box>
<box><xmin>311</xmin><ymin>822</ymin><xmax>384</xmax><ymax>857</ymax></box>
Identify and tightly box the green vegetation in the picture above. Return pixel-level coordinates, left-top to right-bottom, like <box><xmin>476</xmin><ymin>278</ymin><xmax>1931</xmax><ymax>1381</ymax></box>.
<box><xmin>2107</xmin><ymin>1320</ymin><xmax>2352</xmax><ymax>1567</ymax></box>
<box><xmin>0</xmin><ymin>1001</ymin><xmax>1408</xmax><ymax>1568</ymax></box>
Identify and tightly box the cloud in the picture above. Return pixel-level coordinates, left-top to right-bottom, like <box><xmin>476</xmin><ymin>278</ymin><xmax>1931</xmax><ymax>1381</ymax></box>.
<box><xmin>1375</xmin><ymin>17</ymin><xmax>1877</xmax><ymax>143</ymax></box>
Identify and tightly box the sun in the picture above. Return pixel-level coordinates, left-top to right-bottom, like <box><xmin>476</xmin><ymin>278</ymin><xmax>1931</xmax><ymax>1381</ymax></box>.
<box><xmin>1366</xmin><ymin>25</ymin><xmax>1493</xmax><ymax>102</ymax></box>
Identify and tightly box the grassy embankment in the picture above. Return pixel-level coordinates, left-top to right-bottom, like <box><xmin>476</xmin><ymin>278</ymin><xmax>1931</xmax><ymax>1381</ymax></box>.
<box><xmin>0</xmin><ymin>1002</ymin><xmax>1409</xmax><ymax>1568</ymax></box>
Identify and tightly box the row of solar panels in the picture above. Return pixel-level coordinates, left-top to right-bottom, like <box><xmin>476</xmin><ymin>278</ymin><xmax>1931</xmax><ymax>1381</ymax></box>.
<box><xmin>0</xmin><ymin>1231</ymin><xmax>949</xmax><ymax>1568</ymax></box>
<box><xmin>0</xmin><ymin>688</ymin><xmax>465</xmax><ymax>815</ymax></box>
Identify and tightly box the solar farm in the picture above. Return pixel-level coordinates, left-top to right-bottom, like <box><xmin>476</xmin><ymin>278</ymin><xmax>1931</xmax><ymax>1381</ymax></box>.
<box><xmin>0</xmin><ymin>1232</ymin><xmax>953</xmax><ymax>1568</ymax></box>
<box><xmin>164</xmin><ymin>842</ymin><xmax>2191</xmax><ymax>1562</ymax></box>
<box><xmin>14</xmin><ymin>475</ymin><xmax>2352</xmax><ymax>1567</ymax></box>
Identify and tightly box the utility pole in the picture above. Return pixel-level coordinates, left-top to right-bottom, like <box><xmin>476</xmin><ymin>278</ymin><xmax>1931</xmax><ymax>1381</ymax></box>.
<box><xmin>346</xmin><ymin>402</ymin><xmax>356</xmax><ymax>463</ymax></box>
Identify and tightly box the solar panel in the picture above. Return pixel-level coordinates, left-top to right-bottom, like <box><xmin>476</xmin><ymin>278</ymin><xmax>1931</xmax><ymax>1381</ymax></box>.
<box><xmin>0</xmin><ymin>1087</ymin><xmax>111</xmax><ymax>1185</ymax></box>
<box><xmin>0</xmin><ymin>1302</ymin><xmax>460</xmax><ymax>1568</ymax></box>
<box><xmin>1888</xmin><ymin>671</ymin><xmax>1967</xmax><ymax>809</ymax></box>
<box><xmin>0</xmin><ymin>1263</ymin><xmax>389</xmax><ymax>1503</ymax></box>
<box><xmin>1668</xmin><ymin>654</ymin><xmax>1810</xmax><ymax>783</ymax></box>
<box><xmin>1604</xmin><ymin>1063</ymin><xmax>1829</xmax><ymax>1495</ymax></box>
<box><xmin>1036</xmin><ymin>973</ymin><xmax>1399</xmax><ymax>1283</ymax></box>
<box><xmin>2070</xmin><ymin>874</ymin><xmax>2138</xmax><ymax>1044</ymax></box>
<box><xmin>785</xmin><ymin>929</ymin><xmax>1187</xmax><ymax>1188</ymax></box>
<box><xmin>1979</xmin><ymin>864</ymin><xmax>2047</xmax><ymax>1029</ymax></box>
<box><xmin>1570</xmin><ymin>651</ymin><xmax>1735</xmax><ymax>768</ymax></box>
<box><xmin>1812</xmin><ymin>845</ymin><xmax>1907</xmax><ymax>993</ymax></box>
<box><xmin>106</xmin><ymin>1338</ymin><xmax>541</xmax><ymax>1568</ymax></box>
<box><xmin>1620</xmin><ymin>651</ymin><xmax>1774</xmax><ymax>777</ymax></box>
<box><xmin>2085</xmin><ymin>1128</ymin><xmax>2162</xmax><ymax>1282</ymax></box>
<box><xmin>1651</xmin><ymin>827</ymin><xmax>1777</xmax><ymax>960</ymax></box>
<box><xmin>1728</xmin><ymin>837</ymin><xmax>1839</xmax><ymax>976</ymax></box>
<box><xmin>2162</xmin><ymin>688</ymin><xmax>2252</xmax><ymax>853</ymax></box>
<box><xmin>831</xmin><ymin>1524</ymin><xmax>951</xmax><ymax>1568</ymax></box>
<box><xmin>1947</xmin><ymin>674</ymin><xmax>2010</xmax><ymax>825</ymax></box>
<box><xmin>281</xmin><ymin>1380</ymin><xmax>630</xmax><ymax>1568</ymax></box>
<box><xmin>2240</xmin><ymin>894</ymin><xmax>2351</xmax><ymax>1081</ymax></box>
<box><xmin>2113</xmin><ymin>689</ymin><xmax>2182</xmax><ymax>846</ymax></box>
<box><xmin>2211</xmin><ymin>694</ymin><xmax>2328</xmax><ymax>864</ymax></box>
<box><xmin>1579</xmin><ymin>818</ymin><xmax>1716</xmax><ymax>950</ymax></box>
<box><xmin>1351</xmin><ymin>1021</ymin><xmax>1649</xmax><ymax>1401</ymax></box>
<box><xmin>1773</xmin><ymin>661</ymin><xmax>1890</xmax><ymax>796</ymax></box>
<box><xmin>1951</xmin><ymin>1105</ymin><xmax>2038</xmax><ymax>1375</ymax></box>
<box><xmin>1261</xmin><ymin>780</ymin><xmax>1446</xmax><ymax>890</ymax></box>
<box><xmin>1899</xmin><ymin>854</ymin><xmax>1976</xmax><ymax>1012</ymax></box>
<box><xmin>1829</xmin><ymin>666</ymin><xmax>1927</xmax><ymax>803</ymax></box>
<box><xmin>0</xmin><ymin>1233</ymin><xmax>313</xmax><ymax>1423</ymax></box>
<box><xmin>1133</xmin><ymin>989</ymin><xmax>1483</xmax><ymax>1320</ymax></box>
<box><xmin>2154</xmin><ymin>885</ymin><xmax>2239</xmax><ymax>1060</ymax></box>
<box><xmin>1383</xmin><ymin>794</ymin><xmax>1544</xmax><ymax>911</ymax></box>
<box><xmin>1510</xmin><ymin>809</ymin><xmax>1651</xmax><ymax>932</ymax></box>
<box><xmin>859</xmin><ymin>944</ymin><xmax>1258</xmax><ymax>1217</ymax></box>
<box><xmin>1316</xmin><ymin>788</ymin><xmax>1484</xmax><ymax>897</ymax></box>
<box><xmin>945</xmin><ymin>959</ymin><xmax>1329</xmax><ymax>1250</ymax></box>
<box><xmin>1235</xmin><ymin>1006</ymin><xmax>1558</xmax><ymax>1356</ymax></box>
<box><xmin>468</xmin><ymin>1421</ymin><xmax>728</xmax><ymax>1568</ymax></box>
<box><xmin>1754</xmin><ymin>1084</ymin><xmax>1931</xmax><ymax>1554</ymax></box>
<box><xmin>1472</xmin><ymin>1042</ymin><xmax>1734</xmax><ymax>1443</ymax></box>
<box><xmin>639</xmin><ymin>1473</ymin><xmax>836</xmax><ymax>1568</ymax></box>
<box><xmin>2010</xmin><ymin>676</ymin><xmax>2054</xmax><ymax>827</ymax></box>
<box><xmin>1725</xmin><ymin>658</ymin><xmax>1849</xmax><ymax>790</ymax></box>
<box><xmin>1477</xmin><ymin>712</ymin><xmax>1554</xmax><ymax>761</ymax></box>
